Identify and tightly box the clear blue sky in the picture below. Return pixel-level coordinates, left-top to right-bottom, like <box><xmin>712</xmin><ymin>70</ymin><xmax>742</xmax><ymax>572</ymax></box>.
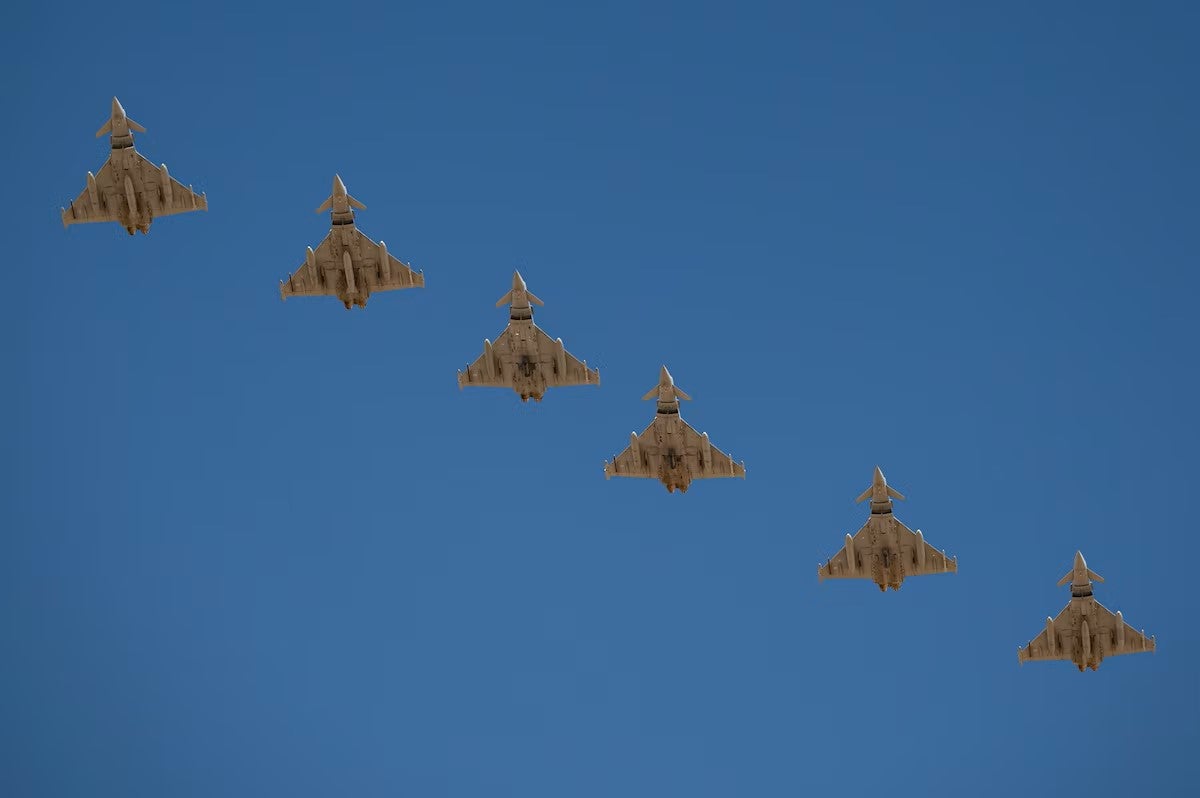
<box><xmin>5</xmin><ymin>2</ymin><xmax>1199</xmax><ymax>796</ymax></box>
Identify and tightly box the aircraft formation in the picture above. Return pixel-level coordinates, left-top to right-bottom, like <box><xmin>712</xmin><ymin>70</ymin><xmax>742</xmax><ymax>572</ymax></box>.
<box><xmin>59</xmin><ymin>98</ymin><xmax>1158</xmax><ymax>672</ymax></box>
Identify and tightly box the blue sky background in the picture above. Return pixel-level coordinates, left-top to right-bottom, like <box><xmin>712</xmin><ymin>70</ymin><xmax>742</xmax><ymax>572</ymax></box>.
<box><xmin>5</xmin><ymin>2</ymin><xmax>1199</xmax><ymax>796</ymax></box>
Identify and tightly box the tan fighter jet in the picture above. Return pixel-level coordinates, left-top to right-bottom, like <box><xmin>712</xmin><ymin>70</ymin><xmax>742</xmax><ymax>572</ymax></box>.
<box><xmin>817</xmin><ymin>467</ymin><xmax>957</xmax><ymax>590</ymax></box>
<box><xmin>603</xmin><ymin>366</ymin><xmax>745</xmax><ymax>493</ymax></box>
<box><xmin>1017</xmin><ymin>551</ymin><xmax>1155</xmax><ymax>672</ymax></box>
<box><xmin>61</xmin><ymin>97</ymin><xmax>207</xmax><ymax>235</ymax></box>
<box><xmin>279</xmin><ymin>175</ymin><xmax>424</xmax><ymax>309</ymax></box>
<box><xmin>457</xmin><ymin>271</ymin><xmax>599</xmax><ymax>402</ymax></box>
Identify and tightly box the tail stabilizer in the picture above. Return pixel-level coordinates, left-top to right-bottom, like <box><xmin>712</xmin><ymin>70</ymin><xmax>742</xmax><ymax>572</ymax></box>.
<box><xmin>643</xmin><ymin>385</ymin><xmax>691</xmax><ymax>401</ymax></box>
<box><xmin>1056</xmin><ymin>565</ymin><xmax>1103</xmax><ymax>587</ymax></box>
<box><xmin>314</xmin><ymin>194</ymin><xmax>366</xmax><ymax>214</ymax></box>
<box><xmin>495</xmin><ymin>290</ymin><xmax>543</xmax><ymax>307</ymax></box>
<box><xmin>95</xmin><ymin>117</ymin><xmax>145</xmax><ymax>137</ymax></box>
<box><xmin>855</xmin><ymin>484</ymin><xmax>904</xmax><ymax>503</ymax></box>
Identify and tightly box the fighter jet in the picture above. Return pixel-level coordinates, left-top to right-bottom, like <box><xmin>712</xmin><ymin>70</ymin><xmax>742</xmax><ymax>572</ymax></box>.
<box><xmin>61</xmin><ymin>97</ymin><xmax>208</xmax><ymax>235</ymax></box>
<box><xmin>603</xmin><ymin>366</ymin><xmax>745</xmax><ymax>493</ymax></box>
<box><xmin>1017</xmin><ymin>551</ymin><xmax>1155</xmax><ymax>671</ymax></box>
<box><xmin>457</xmin><ymin>271</ymin><xmax>599</xmax><ymax>402</ymax></box>
<box><xmin>817</xmin><ymin>467</ymin><xmax>957</xmax><ymax>591</ymax></box>
<box><xmin>279</xmin><ymin>175</ymin><xmax>424</xmax><ymax>309</ymax></box>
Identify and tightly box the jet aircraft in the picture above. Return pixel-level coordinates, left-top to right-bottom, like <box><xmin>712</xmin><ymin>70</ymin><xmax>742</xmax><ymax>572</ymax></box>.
<box><xmin>1017</xmin><ymin>551</ymin><xmax>1155</xmax><ymax>671</ymax></box>
<box><xmin>817</xmin><ymin>467</ymin><xmax>957</xmax><ymax>590</ymax></box>
<box><xmin>279</xmin><ymin>175</ymin><xmax>424</xmax><ymax>309</ymax></box>
<box><xmin>603</xmin><ymin>366</ymin><xmax>745</xmax><ymax>493</ymax></box>
<box><xmin>457</xmin><ymin>271</ymin><xmax>599</xmax><ymax>401</ymax></box>
<box><xmin>61</xmin><ymin>97</ymin><xmax>207</xmax><ymax>235</ymax></box>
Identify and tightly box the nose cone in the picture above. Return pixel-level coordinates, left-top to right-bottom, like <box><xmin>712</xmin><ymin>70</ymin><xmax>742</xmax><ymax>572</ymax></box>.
<box><xmin>873</xmin><ymin>465</ymin><xmax>886</xmax><ymax>486</ymax></box>
<box><xmin>660</xmin><ymin>365</ymin><xmax>673</xmax><ymax>386</ymax></box>
<box><xmin>333</xmin><ymin>174</ymin><xmax>347</xmax><ymax>196</ymax></box>
<box><xmin>1074</xmin><ymin>550</ymin><xmax>1086</xmax><ymax>571</ymax></box>
<box><xmin>111</xmin><ymin>97</ymin><xmax>125</xmax><ymax>117</ymax></box>
<box><xmin>512</xmin><ymin>270</ymin><xmax>526</xmax><ymax>290</ymax></box>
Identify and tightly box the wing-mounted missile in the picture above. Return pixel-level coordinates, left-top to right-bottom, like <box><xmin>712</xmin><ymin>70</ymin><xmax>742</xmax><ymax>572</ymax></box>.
<box><xmin>378</xmin><ymin>241</ymin><xmax>391</xmax><ymax>281</ymax></box>
<box><xmin>305</xmin><ymin>246</ymin><xmax>319</xmax><ymax>287</ymax></box>
<box><xmin>1116</xmin><ymin>611</ymin><xmax>1125</xmax><ymax>650</ymax></box>
<box><xmin>281</xmin><ymin>247</ymin><xmax>320</xmax><ymax>302</ymax></box>
<box><xmin>1046</xmin><ymin>617</ymin><xmax>1056</xmax><ymax>654</ymax></box>
<box><xmin>483</xmin><ymin>339</ymin><xmax>495</xmax><ymax>379</ymax></box>
<box><xmin>629</xmin><ymin>432</ymin><xmax>641</xmax><ymax>466</ymax></box>
<box><xmin>700</xmin><ymin>431</ymin><xmax>712</xmax><ymax>472</ymax></box>
<box><xmin>160</xmin><ymin>164</ymin><xmax>173</xmax><ymax>206</ymax></box>
<box><xmin>123</xmin><ymin>174</ymin><xmax>138</xmax><ymax>218</ymax></box>
<box><xmin>86</xmin><ymin>171</ymin><xmax>100</xmax><ymax>209</ymax></box>
<box><xmin>342</xmin><ymin>250</ymin><xmax>356</xmax><ymax>295</ymax></box>
<box><xmin>845</xmin><ymin>533</ymin><xmax>856</xmax><ymax>574</ymax></box>
<box><xmin>915</xmin><ymin>530</ymin><xmax>926</xmax><ymax>568</ymax></box>
<box><xmin>555</xmin><ymin>337</ymin><xmax>567</xmax><ymax>376</ymax></box>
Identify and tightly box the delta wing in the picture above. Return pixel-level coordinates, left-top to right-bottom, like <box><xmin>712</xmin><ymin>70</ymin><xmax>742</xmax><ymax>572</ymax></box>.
<box><xmin>1019</xmin><ymin>602</ymin><xmax>1155</xmax><ymax>666</ymax></box>
<box><xmin>459</xmin><ymin>328</ymin><xmax>514</xmax><ymax>388</ymax></box>
<box><xmin>129</xmin><ymin>151</ymin><xmax>207</xmax><ymax>218</ymax></box>
<box><xmin>281</xmin><ymin>229</ymin><xmax>423</xmax><ymax>300</ymax></box>
<box><xmin>818</xmin><ymin>518</ymin><xmax>955</xmax><ymax>582</ymax></box>
<box><xmin>604</xmin><ymin>419</ymin><xmax>743</xmax><ymax>480</ymax></box>
<box><xmin>61</xmin><ymin>161</ymin><xmax>118</xmax><ymax>226</ymax></box>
